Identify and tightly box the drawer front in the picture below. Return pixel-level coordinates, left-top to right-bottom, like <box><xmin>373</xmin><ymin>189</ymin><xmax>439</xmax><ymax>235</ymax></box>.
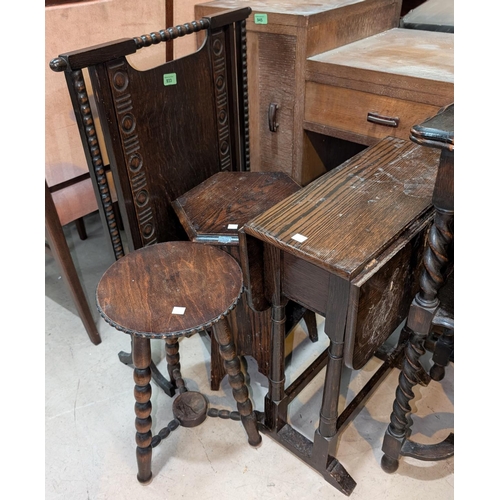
<box><xmin>248</xmin><ymin>30</ymin><xmax>297</xmax><ymax>174</ymax></box>
<box><xmin>304</xmin><ymin>82</ymin><xmax>441</xmax><ymax>145</ymax></box>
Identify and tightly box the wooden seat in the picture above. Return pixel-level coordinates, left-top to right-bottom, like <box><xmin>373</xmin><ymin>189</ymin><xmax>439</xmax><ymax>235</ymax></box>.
<box><xmin>96</xmin><ymin>241</ymin><xmax>261</xmax><ymax>483</ymax></box>
<box><xmin>48</xmin><ymin>6</ymin><xmax>317</xmax><ymax>392</ymax></box>
<box><xmin>381</xmin><ymin>103</ymin><xmax>454</xmax><ymax>473</ymax></box>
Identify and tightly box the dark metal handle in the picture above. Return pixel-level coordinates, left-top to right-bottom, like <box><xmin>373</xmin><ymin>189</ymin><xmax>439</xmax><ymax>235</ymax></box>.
<box><xmin>367</xmin><ymin>112</ymin><xmax>399</xmax><ymax>128</ymax></box>
<box><xmin>268</xmin><ymin>103</ymin><xmax>279</xmax><ymax>132</ymax></box>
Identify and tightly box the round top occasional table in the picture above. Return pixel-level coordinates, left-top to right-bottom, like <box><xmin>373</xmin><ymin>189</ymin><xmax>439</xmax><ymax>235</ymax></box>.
<box><xmin>96</xmin><ymin>241</ymin><xmax>261</xmax><ymax>484</ymax></box>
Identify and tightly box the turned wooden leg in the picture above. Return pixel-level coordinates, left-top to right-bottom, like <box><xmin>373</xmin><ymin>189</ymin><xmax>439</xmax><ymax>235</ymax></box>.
<box><xmin>430</xmin><ymin>327</ymin><xmax>454</xmax><ymax>381</ymax></box>
<box><xmin>209</xmin><ymin>328</ymin><xmax>226</xmax><ymax>391</ymax></box>
<box><xmin>381</xmin><ymin>325</ymin><xmax>427</xmax><ymax>473</ymax></box>
<box><xmin>312</xmin><ymin>275</ymin><xmax>350</xmax><ymax>467</ymax></box>
<box><xmin>265</xmin><ymin>302</ymin><xmax>287</xmax><ymax>431</ymax></box>
<box><xmin>132</xmin><ymin>336</ymin><xmax>153</xmax><ymax>484</ymax></box>
<box><xmin>119</xmin><ymin>338</ymin><xmax>175</xmax><ymax>397</ymax></box>
<box><xmin>381</xmin><ymin>208</ymin><xmax>453</xmax><ymax>473</ymax></box>
<box><xmin>212</xmin><ymin>317</ymin><xmax>261</xmax><ymax>447</ymax></box>
<box><xmin>303</xmin><ymin>309</ymin><xmax>319</xmax><ymax>343</ymax></box>
<box><xmin>165</xmin><ymin>337</ymin><xmax>187</xmax><ymax>393</ymax></box>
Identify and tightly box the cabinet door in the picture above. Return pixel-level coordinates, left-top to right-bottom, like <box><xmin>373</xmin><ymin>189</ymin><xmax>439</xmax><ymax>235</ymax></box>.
<box><xmin>248</xmin><ymin>30</ymin><xmax>297</xmax><ymax>175</ymax></box>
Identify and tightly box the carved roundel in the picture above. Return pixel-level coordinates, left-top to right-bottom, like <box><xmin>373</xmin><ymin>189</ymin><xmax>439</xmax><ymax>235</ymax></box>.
<box><xmin>212</xmin><ymin>38</ymin><xmax>224</xmax><ymax>56</ymax></box>
<box><xmin>218</xmin><ymin>109</ymin><xmax>228</xmax><ymax>125</ymax></box>
<box><xmin>142</xmin><ymin>223</ymin><xmax>155</xmax><ymax>239</ymax></box>
<box><xmin>215</xmin><ymin>75</ymin><xmax>225</xmax><ymax>91</ymax></box>
<box><xmin>220</xmin><ymin>140</ymin><xmax>230</xmax><ymax>155</ymax></box>
<box><xmin>113</xmin><ymin>71</ymin><xmax>129</xmax><ymax>92</ymax></box>
<box><xmin>135</xmin><ymin>189</ymin><xmax>149</xmax><ymax>207</ymax></box>
<box><xmin>121</xmin><ymin>113</ymin><xmax>136</xmax><ymax>134</ymax></box>
<box><xmin>128</xmin><ymin>152</ymin><xmax>143</xmax><ymax>173</ymax></box>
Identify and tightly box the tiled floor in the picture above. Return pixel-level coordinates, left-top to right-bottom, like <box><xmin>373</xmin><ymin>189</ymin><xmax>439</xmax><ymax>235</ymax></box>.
<box><xmin>45</xmin><ymin>211</ymin><xmax>454</xmax><ymax>499</ymax></box>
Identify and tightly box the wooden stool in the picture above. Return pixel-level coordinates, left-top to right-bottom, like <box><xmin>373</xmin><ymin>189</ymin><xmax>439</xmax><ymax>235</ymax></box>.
<box><xmin>96</xmin><ymin>241</ymin><xmax>261</xmax><ymax>484</ymax></box>
<box><xmin>173</xmin><ymin>171</ymin><xmax>318</xmax><ymax>389</ymax></box>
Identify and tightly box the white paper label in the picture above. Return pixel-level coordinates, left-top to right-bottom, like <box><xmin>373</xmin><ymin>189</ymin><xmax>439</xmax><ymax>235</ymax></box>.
<box><xmin>227</xmin><ymin>224</ymin><xmax>239</xmax><ymax>230</ymax></box>
<box><xmin>291</xmin><ymin>233</ymin><xmax>308</xmax><ymax>243</ymax></box>
<box><xmin>172</xmin><ymin>307</ymin><xmax>186</xmax><ymax>315</ymax></box>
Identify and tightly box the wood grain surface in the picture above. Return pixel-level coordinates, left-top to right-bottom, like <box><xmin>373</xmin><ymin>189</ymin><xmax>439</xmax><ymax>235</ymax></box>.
<box><xmin>96</xmin><ymin>242</ymin><xmax>243</xmax><ymax>338</ymax></box>
<box><xmin>306</xmin><ymin>28</ymin><xmax>454</xmax><ymax>97</ymax></box>
<box><xmin>244</xmin><ymin>136</ymin><xmax>440</xmax><ymax>280</ymax></box>
<box><xmin>173</xmin><ymin>171</ymin><xmax>301</xmax><ymax>242</ymax></box>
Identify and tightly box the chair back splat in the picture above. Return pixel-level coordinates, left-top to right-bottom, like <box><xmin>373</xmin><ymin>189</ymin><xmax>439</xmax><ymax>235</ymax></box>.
<box><xmin>50</xmin><ymin>7</ymin><xmax>252</xmax><ymax>256</ymax></box>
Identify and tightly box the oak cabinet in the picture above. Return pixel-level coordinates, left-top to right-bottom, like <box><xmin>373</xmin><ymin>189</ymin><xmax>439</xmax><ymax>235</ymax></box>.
<box><xmin>195</xmin><ymin>0</ymin><xmax>403</xmax><ymax>184</ymax></box>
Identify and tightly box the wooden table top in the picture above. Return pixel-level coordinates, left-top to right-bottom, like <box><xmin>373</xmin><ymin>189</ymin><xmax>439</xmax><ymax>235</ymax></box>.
<box><xmin>244</xmin><ymin>136</ymin><xmax>439</xmax><ymax>280</ymax></box>
<box><xmin>96</xmin><ymin>242</ymin><xmax>243</xmax><ymax>338</ymax></box>
<box><xmin>173</xmin><ymin>171</ymin><xmax>301</xmax><ymax>244</ymax></box>
<box><xmin>198</xmin><ymin>0</ymin><xmax>368</xmax><ymax>17</ymax></box>
<box><xmin>306</xmin><ymin>28</ymin><xmax>453</xmax><ymax>98</ymax></box>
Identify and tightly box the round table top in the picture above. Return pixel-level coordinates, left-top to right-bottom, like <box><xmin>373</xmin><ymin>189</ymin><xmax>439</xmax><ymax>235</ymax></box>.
<box><xmin>96</xmin><ymin>242</ymin><xmax>243</xmax><ymax>338</ymax></box>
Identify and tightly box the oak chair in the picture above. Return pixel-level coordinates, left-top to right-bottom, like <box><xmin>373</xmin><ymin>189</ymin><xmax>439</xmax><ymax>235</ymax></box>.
<box><xmin>381</xmin><ymin>103</ymin><xmax>454</xmax><ymax>473</ymax></box>
<box><xmin>49</xmin><ymin>6</ymin><xmax>317</xmax><ymax>393</ymax></box>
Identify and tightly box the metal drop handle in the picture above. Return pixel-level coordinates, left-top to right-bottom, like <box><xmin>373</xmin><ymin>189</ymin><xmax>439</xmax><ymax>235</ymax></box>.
<box><xmin>367</xmin><ymin>111</ymin><xmax>400</xmax><ymax>128</ymax></box>
<box><xmin>268</xmin><ymin>102</ymin><xmax>279</xmax><ymax>132</ymax></box>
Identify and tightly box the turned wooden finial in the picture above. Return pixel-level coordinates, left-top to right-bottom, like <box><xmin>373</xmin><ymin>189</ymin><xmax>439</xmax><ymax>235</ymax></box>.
<box><xmin>49</xmin><ymin>57</ymin><xmax>68</xmax><ymax>72</ymax></box>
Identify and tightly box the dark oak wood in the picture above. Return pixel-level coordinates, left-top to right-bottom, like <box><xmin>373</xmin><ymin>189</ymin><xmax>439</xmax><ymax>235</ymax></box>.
<box><xmin>381</xmin><ymin>103</ymin><xmax>454</xmax><ymax>473</ymax></box>
<box><xmin>97</xmin><ymin>242</ymin><xmax>243</xmax><ymax>338</ymax></box>
<box><xmin>96</xmin><ymin>241</ymin><xmax>261</xmax><ymax>483</ymax></box>
<box><xmin>132</xmin><ymin>336</ymin><xmax>153</xmax><ymax>484</ymax></box>
<box><xmin>240</xmin><ymin>136</ymin><xmax>440</xmax><ymax>495</ymax></box>
<box><xmin>244</xmin><ymin>137</ymin><xmax>438</xmax><ymax>280</ymax></box>
<box><xmin>49</xmin><ymin>8</ymin><xmax>252</xmax><ymax>258</ymax></box>
<box><xmin>45</xmin><ymin>181</ymin><xmax>101</xmax><ymax>345</ymax></box>
<box><xmin>173</xmin><ymin>171</ymin><xmax>301</xmax><ymax>245</ymax></box>
<box><xmin>172</xmin><ymin>170</ymin><xmax>319</xmax><ymax>389</ymax></box>
<box><xmin>50</xmin><ymin>7</ymin><xmax>275</xmax><ymax>388</ymax></box>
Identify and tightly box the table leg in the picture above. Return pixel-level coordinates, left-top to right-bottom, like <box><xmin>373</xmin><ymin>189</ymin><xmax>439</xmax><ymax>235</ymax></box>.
<box><xmin>312</xmin><ymin>274</ymin><xmax>350</xmax><ymax>466</ymax></box>
<box><xmin>212</xmin><ymin>316</ymin><xmax>261</xmax><ymax>447</ymax></box>
<box><xmin>133</xmin><ymin>336</ymin><xmax>153</xmax><ymax>484</ymax></box>
<box><xmin>263</xmin><ymin>245</ymin><xmax>287</xmax><ymax>431</ymax></box>
<box><xmin>165</xmin><ymin>336</ymin><xmax>187</xmax><ymax>393</ymax></box>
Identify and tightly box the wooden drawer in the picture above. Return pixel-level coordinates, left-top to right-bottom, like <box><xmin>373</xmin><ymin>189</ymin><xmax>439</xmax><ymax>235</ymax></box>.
<box><xmin>304</xmin><ymin>82</ymin><xmax>441</xmax><ymax>145</ymax></box>
<box><xmin>305</xmin><ymin>28</ymin><xmax>453</xmax><ymax>146</ymax></box>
